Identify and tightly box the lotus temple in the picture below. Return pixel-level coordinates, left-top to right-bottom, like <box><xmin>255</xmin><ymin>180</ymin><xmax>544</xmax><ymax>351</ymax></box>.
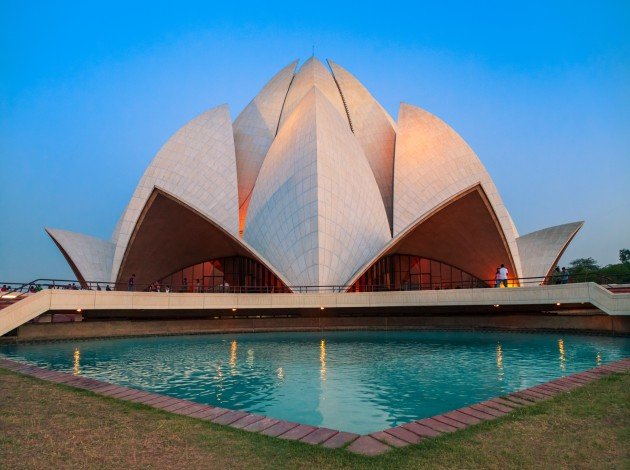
<box><xmin>2</xmin><ymin>57</ymin><xmax>629</xmax><ymax>464</ymax></box>
<box><xmin>44</xmin><ymin>57</ymin><xmax>584</xmax><ymax>293</ymax></box>
<box><xmin>0</xmin><ymin>57</ymin><xmax>628</xmax><ymax>343</ymax></box>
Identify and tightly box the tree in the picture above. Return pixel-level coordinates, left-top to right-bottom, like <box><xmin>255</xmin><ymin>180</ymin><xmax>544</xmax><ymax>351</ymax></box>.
<box><xmin>620</xmin><ymin>249</ymin><xmax>630</xmax><ymax>264</ymax></box>
<box><xmin>568</xmin><ymin>257</ymin><xmax>600</xmax><ymax>272</ymax></box>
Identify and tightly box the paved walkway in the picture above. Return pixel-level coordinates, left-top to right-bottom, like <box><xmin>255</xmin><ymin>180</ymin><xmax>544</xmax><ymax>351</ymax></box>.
<box><xmin>0</xmin><ymin>356</ymin><xmax>628</xmax><ymax>456</ymax></box>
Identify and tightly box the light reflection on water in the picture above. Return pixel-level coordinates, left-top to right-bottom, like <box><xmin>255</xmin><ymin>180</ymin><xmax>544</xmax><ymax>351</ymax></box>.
<box><xmin>73</xmin><ymin>347</ymin><xmax>80</xmax><ymax>376</ymax></box>
<box><xmin>496</xmin><ymin>343</ymin><xmax>503</xmax><ymax>381</ymax></box>
<box><xmin>1</xmin><ymin>331</ymin><xmax>627</xmax><ymax>434</ymax></box>
<box><xmin>558</xmin><ymin>338</ymin><xmax>566</xmax><ymax>371</ymax></box>
<box><xmin>320</xmin><ymin>339</ymin><xmax>326</xmax><ymax>382</ymax></box>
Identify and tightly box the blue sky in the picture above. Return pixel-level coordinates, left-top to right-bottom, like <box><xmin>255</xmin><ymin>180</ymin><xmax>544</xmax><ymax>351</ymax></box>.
<box><xmin>1</xmin><ymin>1</ymin><xmax>628</xmax><ymax>281</ymax></box>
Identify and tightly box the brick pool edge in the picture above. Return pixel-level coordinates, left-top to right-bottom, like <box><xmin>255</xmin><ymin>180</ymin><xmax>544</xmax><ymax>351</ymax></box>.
<box><xmin>0</xmin><ymin>357</ymin><xmax>628</xmax><ymax>456</ymax></box>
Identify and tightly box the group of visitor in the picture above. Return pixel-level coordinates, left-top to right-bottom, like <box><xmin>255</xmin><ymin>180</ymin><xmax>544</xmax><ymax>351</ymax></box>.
<box><xmin>124</xmin><ymin>274</ymin><xmax>232</xmax><ymax>293</ymax></box>
<box><xmin>148</xmin><ymin>280</ymin><xmax>170</xmax><ymax>292</ymax></box>
<box><xmin>5</xmin><ymin>264</ymin><xmax>574</xmax><ymax>297</ymax></box>
<box><xmin>126</xmin><ymin>274</ymin><xmax>171</xmax><ymax>292</ymax></box>
<box><xmin>494</xmin><ymin>264</ymin><xmax>571</xmax><ymax>287</ymax></box>
<box><xmin>550</xmin><ymin>266</ymin><xmax>570</xmax><ymax>285</ymax></box>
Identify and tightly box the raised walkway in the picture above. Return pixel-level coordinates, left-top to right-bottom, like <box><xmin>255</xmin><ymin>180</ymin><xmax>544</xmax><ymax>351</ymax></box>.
<box><xmin>1</xmin><ymin>282</ymin><xmax>629</xmax><ymax>338</ymax></box>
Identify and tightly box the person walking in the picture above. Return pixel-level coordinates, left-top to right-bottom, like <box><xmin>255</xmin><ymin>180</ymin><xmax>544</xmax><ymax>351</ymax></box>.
<box><xmin>498</xmin><ymin>264</ymin><xmax>509</xmax><ymax>288</ymax></box>
<box><xmin>127</xmin><ymin>274</ymin><xmax>136</xmax><ymax>291</ymax></box>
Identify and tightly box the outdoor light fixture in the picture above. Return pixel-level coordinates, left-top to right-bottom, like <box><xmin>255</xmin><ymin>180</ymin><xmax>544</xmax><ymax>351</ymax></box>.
<box><xmin>76</xmin><ymin>308</ymin><xmax>82</xmax><ymax>312</ymax></box>
<box><xmin>493</xmin><ymin>304</ymin><xmax>500</xmax><ymax>308</ymax></box>
<box><xmin>556</xmin><ymin>302</ymin><xmax>561</xmax><ymax>306</ymax></box>
<box><xmin>231</xmin><ymin>308</ymin><xmax>237</xmax><ymax>312</ymax></box>
<box><xmin>320</xmin><ymin>306</ymin><xmax>325</xmax><ymax>310</ymax></box>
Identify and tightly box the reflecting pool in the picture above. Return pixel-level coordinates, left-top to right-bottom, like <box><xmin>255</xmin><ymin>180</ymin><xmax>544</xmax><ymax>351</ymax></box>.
<box><xmin>1</xmin><ymin>331</ymin><xmax>627</xmax><ymax>434</ymax></box>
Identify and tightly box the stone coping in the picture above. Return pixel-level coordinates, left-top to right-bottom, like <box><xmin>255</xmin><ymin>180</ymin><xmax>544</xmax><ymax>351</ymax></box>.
<box><xmin>6</xmin><ymin>321</ymin><xmax>630</xmax><ymax>344</ymax></box>
<box><xmin>0</xmin><ymin>357</ymin><xmax>628</xmax><ymax>456</ymax></box>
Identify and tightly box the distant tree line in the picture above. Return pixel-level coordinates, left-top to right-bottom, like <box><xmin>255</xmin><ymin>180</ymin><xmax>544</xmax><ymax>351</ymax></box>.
<box><xmin>567</xmin><ymin>249</ymin><xmax>630</xmax><ymax>283</ymax></box>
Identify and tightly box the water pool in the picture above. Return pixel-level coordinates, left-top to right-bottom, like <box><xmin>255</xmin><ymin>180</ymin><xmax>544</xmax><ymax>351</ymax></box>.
<box><xmin>1</xmin><ymin>331</ymin><xmax>627</xmax><ymax>434</ymax></box>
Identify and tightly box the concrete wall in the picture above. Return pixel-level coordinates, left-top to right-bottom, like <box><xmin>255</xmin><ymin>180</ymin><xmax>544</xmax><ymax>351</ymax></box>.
<box><xmin>11</xmin><ymin>313</ymin><xmax>629</xmax><ymax>341</ymax></box>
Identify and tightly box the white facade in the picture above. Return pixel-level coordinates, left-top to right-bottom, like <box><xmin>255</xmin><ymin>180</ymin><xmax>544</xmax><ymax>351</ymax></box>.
<box><xmin>244</xmin><ymin>89</ymin><xmax>390</xmax><ymax>286</ymax></box>
<box><xmin>48</xmin><ymin>58</ymin><xmax>582</xmax><ymax>289</ymax></box>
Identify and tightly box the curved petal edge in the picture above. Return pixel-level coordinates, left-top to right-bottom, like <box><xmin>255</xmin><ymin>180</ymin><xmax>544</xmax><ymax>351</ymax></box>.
<box><xmin>328</xmin><ymin>59</ymin><xmax>396</xmax><ymax>230</ymax></box>
<box><xmin>46</xmin><ymin>228</ymin><xmax>115</xmax><ymax>285</ymax></box>
<box><xmin>393</xmin><ymin>102</ymin><xmax>522</xmax><ymax>277</ymax></box>
<box><xmin>116</xmin><ymin>187</ymin><xmax>293</xmax><ymax>289</ymax></box>
<box><xmin>516</xmin><ymin>221</ymin><xmax>584</xmax><ymax>281</ymax></box>
<box><xmin>111</xmin><ymin>104</ymin><xmax>239</xmax><ymax>282</ymax></box>
<box><xmin>234</xmin><ymin>60</ymin><xmax>298</xmax><ymax>233</ymax></box>
<box><xmin>278</xmin><ymin>57</ymin><xmax>349</xmax><ymax>132</ymax></box>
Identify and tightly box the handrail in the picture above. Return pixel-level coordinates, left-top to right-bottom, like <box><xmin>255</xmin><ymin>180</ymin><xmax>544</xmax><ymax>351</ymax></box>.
<box><xmin>2</xmin><ymin>274</ymin><xmax>630</xmax><ymax>297</ymax></box>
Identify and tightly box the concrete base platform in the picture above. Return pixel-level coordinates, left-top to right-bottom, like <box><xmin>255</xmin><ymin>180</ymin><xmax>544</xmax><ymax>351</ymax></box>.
<box><xmin>1</xmin><ymin>282</ymin><xmax>628</xmax><ymax>340</ymax></box>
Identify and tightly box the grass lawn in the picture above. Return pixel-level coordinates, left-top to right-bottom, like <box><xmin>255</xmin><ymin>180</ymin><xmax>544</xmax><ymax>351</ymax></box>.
<box><xmin>0</xmin><ymin>368</ymin><xmax>628</xmax><ymax>469</ymax></box>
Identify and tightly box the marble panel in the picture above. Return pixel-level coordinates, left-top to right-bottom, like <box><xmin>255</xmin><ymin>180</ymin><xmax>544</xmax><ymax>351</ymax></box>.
<box><xmin>516</xmin><ymin>222</ymin><xmax>584</xmax><ymax>280</ymax></box>
<box><xmin>234</xmin><ymin>61</ymin><xmax>298</xmax><ymax>232</ymax></box>
<box><xmin>244</xmin><ymin>88</ymin><xmax>390</xmax><ymax>287</ymax></box>
<box><xmin>328</xmin><ymin>60</ymin><xmax>396</xmax><ymax>229</ymax></box>
<box><xmin>46</xmin><ymin>228</ymin><xmax>115</xmax><ymax>284</ymax></box>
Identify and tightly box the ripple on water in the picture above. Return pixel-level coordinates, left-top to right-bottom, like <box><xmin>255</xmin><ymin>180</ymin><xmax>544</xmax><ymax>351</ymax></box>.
<box><xmin>1</xmin><ymin>330</ymin><xmax>627</xmax><ymax>434</ymax></box>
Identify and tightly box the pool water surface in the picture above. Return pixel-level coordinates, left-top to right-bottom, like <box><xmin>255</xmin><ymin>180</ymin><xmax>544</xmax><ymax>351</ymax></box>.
<box><xmin>1</xmin><ymin>330</ymin><xmax>627</xmax><ymax>434</ymax></box>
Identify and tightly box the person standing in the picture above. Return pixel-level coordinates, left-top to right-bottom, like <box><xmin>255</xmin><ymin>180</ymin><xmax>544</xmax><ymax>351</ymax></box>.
<box><xmin>552</xmin><ymin>266</ymin><xmax>562</xmax><ymax>284</ymax></box>
<box><xmin>494</xmin><ymin>268</ymin><xmax>501</xmax><ymax>288</ymax></box>
<box><xmin>498</xmin><ymin>264</ymin><xmax>509</xmax><ymax>288</ymax></box>
<box><xmin>561</xmin><ymin>267</ymin><xmax>570</xmax><ymax>284</ymax></box>
<box><xmin>128</xmin><ymin>274</ymin><xmax>136</xmax><ymax>291</ymax></box>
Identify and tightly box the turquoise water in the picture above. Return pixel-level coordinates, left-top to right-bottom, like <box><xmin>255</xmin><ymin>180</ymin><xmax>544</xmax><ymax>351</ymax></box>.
<box><xmin>1</xmin><ymin>331</ymin><xmax>628</xmax><ymax>434</ymax></box>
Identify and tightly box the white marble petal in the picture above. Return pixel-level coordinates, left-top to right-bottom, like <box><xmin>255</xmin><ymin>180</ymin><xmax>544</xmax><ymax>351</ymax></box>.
<box><xmin>517</xmin><ymin>222</ymin><xmax>584</xmax><ymax>280</ymax></box>
<box><xmin>46</xmin><ymin>228</ymin><xmax>115</xmax><ymax>283</ymax></box>
<box><xmin>234</xmin><ymin>60</ymin><xmax>298</xmax><ymax>232</ymax></box>
<box><xmin>328</xmin><ymin>59</ymin><xmax>396</xmax><ymax>230</ymax></box>
<box><xmin>244</xmin><ymin>88</ymin><xmax>391</xmax><ymax>287</ymax></box>
<box><xmin>393</xmin><ymin>103</ymin><xmax>522</xmax><ymax>277</ymax></box>
<box><xmin>110</xmin><ymin>206</ymin><xmax>126</xmax><ymax>245</ymax></box>
<box><xmin>111</xmin><ymin>104</ymin><xmax>239</xmax><ymax>282</ymax></box>
<box><xmin>277</xmin><ymin>57</ymin><xmax>349</xmax><ymax>132</ymax></box>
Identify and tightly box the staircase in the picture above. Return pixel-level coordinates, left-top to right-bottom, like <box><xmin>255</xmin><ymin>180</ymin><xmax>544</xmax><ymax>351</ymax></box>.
<box><xmin>608</xmin><ymin>285</ymin><xmax>630</xmax><ymax>294</ymax></box>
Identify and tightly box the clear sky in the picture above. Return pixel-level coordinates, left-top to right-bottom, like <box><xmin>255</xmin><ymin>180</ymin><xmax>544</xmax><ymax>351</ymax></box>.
<box><xmin>1</xmin><ymin>1</ymin><xmax>628</xmax><ymax>281</ymax></box>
